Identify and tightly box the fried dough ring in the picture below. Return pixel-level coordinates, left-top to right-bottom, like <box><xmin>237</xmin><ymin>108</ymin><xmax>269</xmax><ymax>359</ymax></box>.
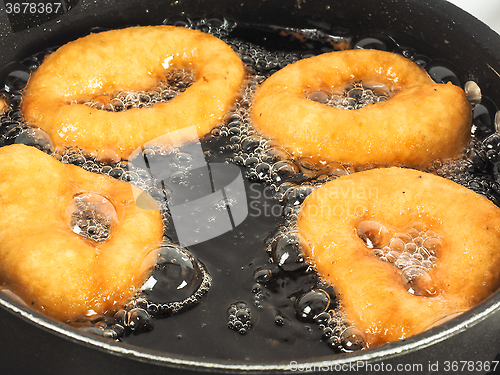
<box><xmin>0</xmin><ymin>145</ymin><xmax>163</xmax><ymax>321</ymax></box>
<box><xmin>0</xmin><ymin>97</ymin><xmax>7</xmax><ymax>114</ymax></box>
<box><xmin>297</xmin><ymin>167</ymin><xmax>500</xmax><ymax>346</ymax></box>
<box><xmin>22</xmin><ymin>26</ymin><xmax>245</xmax><ymax>159</ymax></box>
<box><xmin>251</xmin><ymin>49</ymin><xmax>472</xmax><ymax>166</ymax></box>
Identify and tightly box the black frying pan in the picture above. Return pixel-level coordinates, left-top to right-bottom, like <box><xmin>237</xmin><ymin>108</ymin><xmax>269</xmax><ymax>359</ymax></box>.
<box><xmin>1</xmin><ymin>0</ymin><xmax>500</xmax><ymax>374</ymax></box>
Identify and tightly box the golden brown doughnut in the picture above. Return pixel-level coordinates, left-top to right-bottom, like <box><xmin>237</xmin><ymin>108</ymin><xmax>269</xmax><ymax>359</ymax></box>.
<box><xmin>22</xmin><ymin>26</ymin><xmax>245</xmax><ymax>159</ymax></box>
<box><xmin>297</xmin><ymin>167</ymin><xmax>500</xmax><ymax>346</ymax></box>
<box><xmin>251</xmin><ymin>49</ymin><xmax>472</xmax><ymax>167</ymax></box>
<box><xmin>0</xmin><ymin>144</ymin><xmax>163</xmax><ymax>321</ymax></box>
<box><xmin>0</xmin><ymin>97</ymin><xmax>7</xmax><ymax>114</ymax></box>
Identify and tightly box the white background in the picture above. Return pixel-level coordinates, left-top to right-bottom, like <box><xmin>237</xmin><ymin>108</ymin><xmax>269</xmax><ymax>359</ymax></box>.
<box><xmin>447</xmin><ymin>0</ymin><xmax>500</xmax><ymax>35</ymax></box>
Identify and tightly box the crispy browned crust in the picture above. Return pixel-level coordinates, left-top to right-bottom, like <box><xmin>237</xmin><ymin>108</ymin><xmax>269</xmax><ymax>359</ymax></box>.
<box><xmin>252</xmin><ymin>49</ymin><xmax>472</xmax><ymax>167</ymax></box>
<box><xmin>22</xmin><ymin>26</ymin><xmax>245</xmax><ymax>159</ymax></box>
<box><xmin>0</xmin><ymin>145</ymin><xmax>163</xmax><ymax>320</ymax></box>
<box><xmin>297</xmin><ymin>167</ymin><xmax>500</xmax><ymax>346</ymax></box>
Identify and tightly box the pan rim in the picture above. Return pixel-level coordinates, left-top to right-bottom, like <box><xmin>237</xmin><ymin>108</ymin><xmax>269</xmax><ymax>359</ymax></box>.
<box><xmin>1</xmin><ymin>0</ymin><xmax>500</xmax><ymax>372</ymax></box>
<box><xmin>1</xmin><ymin>289</ymin><xmax>499</xmax><ymax>372</ymax></box>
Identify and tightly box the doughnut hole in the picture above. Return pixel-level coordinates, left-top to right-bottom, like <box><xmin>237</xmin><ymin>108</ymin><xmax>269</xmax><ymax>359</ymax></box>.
<box><xmin>81</xmin><ymin>69</ymin><xmax>196</xmax><ymax>112</ymax></box>
<box><xmin>66</xmin><ymin>193</ymin><xmax>118</xmax><ymax>243</ymax></box>
<box><xmin>306</xmin><ymin>81</ymin><xmax>391</xmax><ymax>111</ymax></box>
<box><xmin>356</xmin><ymin>220</ymin><xmax>442</xmax><ymax>297</ymax></box>
<box><xmin>367</xmin><ymin>222</ymin><xmax>442</xmax><ymax>276</ymax></box>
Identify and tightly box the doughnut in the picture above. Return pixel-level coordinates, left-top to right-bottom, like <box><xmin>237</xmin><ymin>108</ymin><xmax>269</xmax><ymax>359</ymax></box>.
<box><xmin>0</xmin><ymin>97</ymin><xmax>7</xmax><ymax>114</ymax></box>
<box><xmin>21</xmin><ymin>26</ymin><xmax>245</xmax><ymax>159</ymax></box>
<box><xmin>0</xmin><ymin>144</ymin><xmax>163</xmax><ymax>321</ymax></box>
<box><xmin>297</xmin><ymin>167</ymin><xmax>500</xmax><ymax>346</ymax></box>
<box><xmin>251</xmin><ymin>49</ymin><xmax>472</xmax><ymax>167</ymax></box>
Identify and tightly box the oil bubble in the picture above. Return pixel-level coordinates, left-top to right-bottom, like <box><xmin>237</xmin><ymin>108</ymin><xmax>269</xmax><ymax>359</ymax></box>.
<box><xmin>253</xmin><ymin>267</ymin><xmax>272</xmax><ymax>283</ymax></box>
<box><xmin>3</xmin><ymin>125</ymin><xmax>54</xmax><ymax>154</ymax></box>
<box><xmin>340</xmin><ymin>327</ymin><xmax>366</xmax><ymax>351</ymax></box>
<box><xmin>427</xmin><ymin>64</ymin><xmax>460</xmax><ymax>86</ymax></box>
<box><xmin>271</xmin><ymin>234</ymin><xmax>308</xmax><ymax>272</ymax></box>
<box><xmin>125</xmin><ymin>308</ymin><xmax>153</xmax><ymax>333</ymax></box>
<box><xmin>240</xmin><ymin>136</ymin><xmax>261</xmax><ymax>153</ymax></box>
<box><xmin>3</xmin><ymin>66</ymin><xmax>31</xmax><ymax>92</ymax></box>
<box><xmin>80</xmin><ymin>326</ymin><xmax>118</xmax><ymax>339</ymax></box>
<box><xmin>141</xmin><ymin>244</ymin><xmax>202</xmax><ymax>302</ymax></box>
<box><xmin>354</xmin><ymin>37</ymin><xmax>388</xmax><ymax>51</ymax></box>
<box><xmin>295</xmin><ymin>289</ymin><xmax>330</xmax><ymax>322</ymax></box>
<box><xmin>97</xmin><ymin>149</ymin><xmax>121</xmax><ymax>164</ymax></box>
<box><xmin>402</xmin><ymin>266</ymin><xmax>437</xmax><ymax>297</ymax></box>
<box><xmin>357</xmin><ymin>221</ymin><xmax>390</xmax><ymax>249</ymax></box>
<box><xmin>285</xmin><ymin>185</ymin><xmax>314</xmax><ymax>206</ymax></box>
<box><xmin>271</xmin><ymin>160</ymin><xmax>300</xmax><ymax>183</ymax></box>
<box><xmin>137</xmin><ymin>244</ymin><xmax>211</xmax><ymax>316</ymax></box>
<box><xmin>464</xmin><ymin>81</ymin><xmax>481</xmax><ymax>106</ymax></box>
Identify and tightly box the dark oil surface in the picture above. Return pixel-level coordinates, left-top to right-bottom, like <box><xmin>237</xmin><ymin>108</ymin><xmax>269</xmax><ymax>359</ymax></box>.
<box><xmin>120</xmin><ymin>135</ymin><xmax>333</xmax><ymax>362</ymax></box>
<box><xmin>1</xmin><ymin>18</ymin><xmax>499</xmax><ymax>364</ymax></box>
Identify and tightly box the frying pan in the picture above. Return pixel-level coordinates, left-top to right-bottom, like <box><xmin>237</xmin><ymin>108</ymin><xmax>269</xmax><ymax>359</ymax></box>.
<box><xmin>1</xmin><ymin>0</ymin><xmax>500</xmax><ymax>374</ymax></box>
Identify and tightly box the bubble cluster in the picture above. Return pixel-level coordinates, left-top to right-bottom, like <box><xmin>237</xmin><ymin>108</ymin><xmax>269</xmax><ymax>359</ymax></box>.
<box><xmin>254</xmin><ymin>193</ymin><xmax>370</xmax><ymax>352</ymax></box>
<box><xmin>357</xmin><ymin>221</ymin><xmax>439</xmax><ymax>297</ymax></box>
<box><xmin>167</xmin><ymin>17</ymin><xmax>237</xmax><ymax>39</ymax></box>
<box><xmin>0</xmin><ymin>89</ymin><xmax>57</xmax><ymax>155</ymax></box>
<box><xmin>3</xmin><ymin>124</ymin><xmax>54</xmax><ymax>154</ymax></box>
<box><xmin>307</xmin><ymin>81</ymin><xmax>390</xmax><ymax>110</ymax></box>
<box><xmin>316</xmin><ymin>306</ymin><xmax>366</xmax><ymax>352</ymax></box>
<box><xmin>67</xmin><ymin>193</ymin><xmax>118</xmax><ymax>243</ymax></box>
<box><xmin>75</xmin><ymin>243</ymin><xmax>211</xmax><ymax>338</ymax></box>
<box><xmin>77</xmin><ymin>307</ymin><xmax>153</xmax><ymax>340</ymax></box>
<box><xmin>227</xmin><ymin>301</ymin><xmax>252</xmax><ymax>335</ymax></box>
<box><xmin>250</xmin><ymin>282</ymin><xmax>266</xmax><ymax>310</ymax></box>
<box><xmin>80</xmin><ymin>69</ymin><xmax>194</xmax><ymax>112</ymax></box>
<box><xmin>429</xmin><ymin>137</ymin><xmax>500</xmax><ymax>206</ymax></box>
<box><xmin>114</xmin><ymin>307</ymin><xmax>153</xmax><ymax>334</ymax></box>
<box><xmin>213</xmin><ymin>39</ymin><xmax>352</xmax><ymax>189</ymax></box>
